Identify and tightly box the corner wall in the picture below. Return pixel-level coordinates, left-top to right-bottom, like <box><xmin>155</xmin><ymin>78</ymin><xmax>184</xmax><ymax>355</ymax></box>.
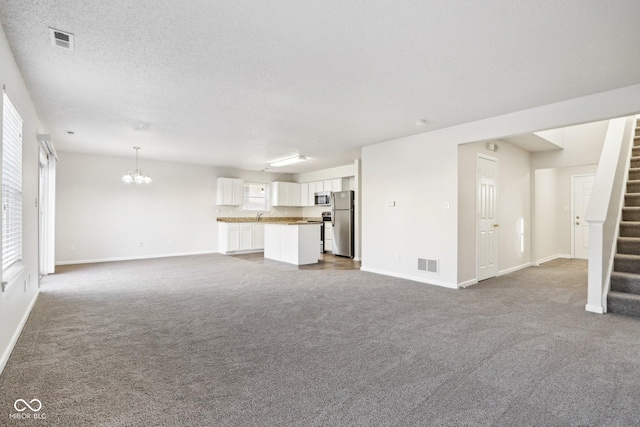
<box><xmin>0</xmin><ymin>25</ymin><xmax>46</xmax><ymax>373</ymax></box>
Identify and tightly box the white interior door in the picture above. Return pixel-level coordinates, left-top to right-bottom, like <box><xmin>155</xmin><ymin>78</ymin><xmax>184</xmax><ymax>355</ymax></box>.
<box><xmin>573</xmin><ymin>174</ymin><xmax>594</xmax><ymax>259</ymax></box>
<box><xmin>477</xmin><ymin>156</ymin><xmax>498</xmax><ymax>281</ymax></box>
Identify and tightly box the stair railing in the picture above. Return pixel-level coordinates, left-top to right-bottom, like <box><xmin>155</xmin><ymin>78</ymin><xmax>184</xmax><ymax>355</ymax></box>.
<box><xmin>585</xmin><ymin>116</ymin><xmax>635</xmax><ymax>313</ymax></box>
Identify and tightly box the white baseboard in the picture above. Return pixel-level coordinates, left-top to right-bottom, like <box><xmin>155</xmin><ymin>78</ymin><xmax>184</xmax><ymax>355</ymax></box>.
<box><xmin>533</xmin><ymin>253</ymin><xmax>572</xmax><ymax>266</ymax></box>
<box><xmin>458</xmin><ymin>278</ymin><xmax>479</xmax><ymax>288</ymax></box>
<box><xmin>56</xmin><ymin>250</ymin><xmax>218</xmax><ymax>266</ymax></box>
<box><xmin>498</xmin><ymin>262</ymin><xmax>532</xmax><ymax>277</ymax></box>
<box><xmin>360</xmin><ymin>267</ymin><xmax>458</xmax><ymax>289</ymax></box>
<box><xmin>0</xmin><ymin>290</ymin><xmax>39</xmax><ymax>375</ymax></box>
<box><xmin>585</xmin><ymin>303</ymin><xmax>605</xmax><ymax>314</ymax></box>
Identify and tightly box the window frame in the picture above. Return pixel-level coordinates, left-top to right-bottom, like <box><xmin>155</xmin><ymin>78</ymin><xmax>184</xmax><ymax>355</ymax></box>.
<box><xmin>242</xmin><ymin>182</ymin><xmax>270</xmax><ymax>212</ymax></box>
<box><xmin>2</xmin><ymin>91</ymin><xmax>24</xmax><ymax>291</ymax></box>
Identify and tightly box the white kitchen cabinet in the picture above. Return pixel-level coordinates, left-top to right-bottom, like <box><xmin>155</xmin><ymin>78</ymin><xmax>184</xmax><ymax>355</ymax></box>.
<box><xmin>315</xmin><ymin>181</ymin><xmax>324</xmax><ymax>192</ymax></box>
<box><xmin>264</xmin><ymin>223</ymin><xmax>321</xmax><ymax>265</ymax></box>
<box><xmin>290</xmin><ymin>183</ymin><xmax>301</xmax><ymax>206</ymax></box>
<box><xmin>272</xmin><ymin>181</ymin><xmax>302</xmax><ymax>206</ymax></box>
<box><xmin>331</xmin><ymin>178</ymin><xmax>348</xmax><ymax>192</ymax></box>
<box><xmin>216</xmin><ymin>177</ymin><xmax>244</xmax><ymax>206</ymax></box>
<box><xmin>272</xmin><ymin>182</ymin><xmax>291</xmax><ymax>206</ymax></box>
<box><xmin>218</xmin><ymin>222</ymin><xmax>264</xmax><ymax>254</ymax></box>
<box><xmin>254</xmin><ymin>223</ymin><xmax>265</xmax><ymax>248</ymax></box>
<box><xmin>307</xmin><ymin>181</ymin><xmax>316</xmax><ymax>206</ymax></box>
<box><xmin>240</xmin><ymin>223</ymin><xmax>253</xmax><ymax>250</ymax></box>
<box><xmin>300</xmin><ymin>183</ymin><xmax>309</xmax><ymax>207</ymax></box>
<box><xmin>228</xmin><ymin>224</ymin><xmax>240</xmax><ymax>251</ymax></box>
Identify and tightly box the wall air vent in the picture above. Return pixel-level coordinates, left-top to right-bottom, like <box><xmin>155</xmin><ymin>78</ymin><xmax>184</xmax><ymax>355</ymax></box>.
<box><xmin>418</xmin><ymin>258</ymin><xmax>439</xmax><ymax>274</ymax></box>
<box><xmin>49</xmin><ymin>28</ymin><xmax>75</xmax><ymax>50</ymax></box>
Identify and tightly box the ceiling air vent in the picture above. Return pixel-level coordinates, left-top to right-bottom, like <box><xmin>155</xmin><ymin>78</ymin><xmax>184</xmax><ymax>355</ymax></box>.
<box><xmin>49</xmin><ymin>28</ymin><xmax>75</xmax><ymax>50</ymax></box>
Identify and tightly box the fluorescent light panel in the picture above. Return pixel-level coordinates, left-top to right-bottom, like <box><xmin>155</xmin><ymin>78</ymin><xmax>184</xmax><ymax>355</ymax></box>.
<box><xmin>270</xmin><ymin>155</ymin><xmax>308</xmax><ymax>167</ymax></box>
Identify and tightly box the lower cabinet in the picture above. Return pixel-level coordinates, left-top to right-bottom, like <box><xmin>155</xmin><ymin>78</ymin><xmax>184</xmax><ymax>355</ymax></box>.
<box><xmin>218</xmin><ymin>222</ymin><xmax>265</xmax><ymax>254</ymax></box>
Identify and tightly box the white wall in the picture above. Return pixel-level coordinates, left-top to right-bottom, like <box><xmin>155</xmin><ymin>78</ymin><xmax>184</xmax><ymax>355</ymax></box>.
<box><xmin>531</xmin><ymin>120</ymin><xmax>608</xmax><ymax>170</ymax></box>
<box><xmin>361</xmin><ymin>84</ymin><xmax>640</xmax><ymax>290</ymax></box>
<box><xmin>458</xmin><ymin>141</ymin><xmax>531</xmax><ymax>285</ymax></box>
<box><xmin>362</xmin><ymin>136</ymin><xmax>459</xmax><ymax>288</ymax></box>
<box><xmin>55</xmin><ymin>152</ymin><xmax>297</xmax><ymax>264</ymax></box>
<box><xmin>0</xmin><ymin>26</ymin><xmax>46</xmax><ymax>373</ymax></box>
<box><xmin>533</xmin><ymin>168</ymin><xmax>559</xmax><ymax>263</ymax></box>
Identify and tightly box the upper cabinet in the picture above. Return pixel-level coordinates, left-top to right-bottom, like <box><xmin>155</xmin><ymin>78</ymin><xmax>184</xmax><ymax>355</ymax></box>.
<box><xmin>272</xmin><ymin>178</ymin><xmax>351</xmax><ymax>207</ymax></box>
<box><xmin>216</xmin><ymin>177</ymin><xmax>244</xmax><ymax>206</ymax></box>
<box><xmin>272</xmin><ymin>181</ymin><xmax>301</xmax><ymax>207</ymax></box>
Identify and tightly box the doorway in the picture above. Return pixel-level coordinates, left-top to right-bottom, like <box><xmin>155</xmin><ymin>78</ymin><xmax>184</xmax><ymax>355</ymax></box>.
<box><xmin>38</xmin><ymin>143</ymin><xmax>56</xmax><ymax>277</ymax></box>
<box><xmin>572</xmin><ymin>174</ymin><xmax>595</xmax><ymax>259</ymax></box>
<box><xmin>477</xmin><ymin>155</ymin><xmax>499</xmax><ymax>281</ymax></box>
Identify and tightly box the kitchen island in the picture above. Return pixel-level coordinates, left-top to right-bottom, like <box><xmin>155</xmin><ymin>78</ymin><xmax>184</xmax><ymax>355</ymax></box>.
<box><xmin>264</xmin><ymin>222</ymin><xmax>322</xmax><ymax>265</ymax></box>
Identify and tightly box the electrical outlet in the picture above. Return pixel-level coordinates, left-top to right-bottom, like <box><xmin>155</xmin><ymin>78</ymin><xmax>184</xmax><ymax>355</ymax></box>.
<box><xmin>169</xmin><ymin>240</ymin><xmax>173</xmax><ymax>246</ymax></box>
<box><xmin>69</xmin><ymin>244</ymin><xmax>75</xmax><ymax>251</ymax></box>
<box><xmin>139</xmin><ymin>242</ymin><xmax>144</xmax><ymax>247</ymax></box>
<box><xmin>395</xmin><ymin>253</ymin><xmax>401</xmax><ymax>261</ymax></box>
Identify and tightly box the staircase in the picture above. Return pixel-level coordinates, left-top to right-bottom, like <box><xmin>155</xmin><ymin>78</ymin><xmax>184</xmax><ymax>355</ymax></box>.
<box><xmin>609</xmin><ymin>122</ymin><xmax>640</xmax><ymax>317</ymax></box>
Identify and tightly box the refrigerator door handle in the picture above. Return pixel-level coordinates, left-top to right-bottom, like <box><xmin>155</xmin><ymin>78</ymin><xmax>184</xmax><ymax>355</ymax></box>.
<box><xmin>331</xmin><ymin>193</ymin><xmax>335</xmax><ymax>226</ymax></box>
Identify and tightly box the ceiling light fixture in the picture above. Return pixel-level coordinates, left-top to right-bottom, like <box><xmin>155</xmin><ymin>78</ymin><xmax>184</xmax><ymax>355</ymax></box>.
<box><xmin>122</xmin><ymin>146</ymin><xmax>152</xmax><ymax>184</ymax></box>
<box><xmin>415</xmin><ymin>119</ymin><xmax>428</xmax><ymax>126</ymax></box>
<box><xmin>269</xmin><ymin>155</ymin><xmax>308</xmax><ymax>167</ymax></box>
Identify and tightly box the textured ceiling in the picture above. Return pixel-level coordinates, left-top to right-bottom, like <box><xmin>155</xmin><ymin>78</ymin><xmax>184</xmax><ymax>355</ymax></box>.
<box><xmin>1</xmin><ymin>1</ymin><xmax>640</xmax><ymax>173</ymax></box>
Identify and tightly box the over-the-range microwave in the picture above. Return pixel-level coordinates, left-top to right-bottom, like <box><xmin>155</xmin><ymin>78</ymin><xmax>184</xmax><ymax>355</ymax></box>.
<box><xmin>315</xmin><ymin>191</ymin><xmax>331</xmax><ymax>206</ymax></box>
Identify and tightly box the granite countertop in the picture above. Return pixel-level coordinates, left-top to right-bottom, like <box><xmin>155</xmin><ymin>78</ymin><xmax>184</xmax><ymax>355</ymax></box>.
<box><xmin>217</xmin><ymin>217</ymin><xmax>322</xmax><ymax>224</ymax></box>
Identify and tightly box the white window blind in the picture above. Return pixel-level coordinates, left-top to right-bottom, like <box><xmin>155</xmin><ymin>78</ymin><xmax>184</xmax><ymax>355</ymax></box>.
<box><xmin>2</xmin><ymin>92</ymin><xmax>23</xmax><ymax>272</ymax></box>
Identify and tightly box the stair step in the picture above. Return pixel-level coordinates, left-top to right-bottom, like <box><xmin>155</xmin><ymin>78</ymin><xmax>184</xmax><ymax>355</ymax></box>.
<box><xmin>614</xmin><ymin>253</ymin><xmax>640</xmax><ymax>274</ymax></box>
<box><xmin>622</xmin><ymin>207</ymin><xmax>640</xmax><ymax>221</ymax></box>
<box><xmin>616</xmin><ymin>237</ymin><xmax>640</xmax><ymax>255</ymax></box>
<box><xmin>627</xmin><ymin>180</ymin><xmax>640</xmax><ymax>193</ymax></box>
<box><xmin>608</xmin><ymin>291</ymin><xmax>640</xmax><ymax>317</ymax></box>
<box><xmin>619</xmin><ymin>222</ymin><xmax>640</xmax><ymax>238</ymax></box>
<box><xmin>610</xmin><ymin>272</ymin><xmax>640</xmax><ymax>295</ymax></box>
<box><xmin>629</xmin><ymin>168</ymin><xmax>640</xmax><ymax>181</ymax></box>
<box><xmin>625</xmin><ymin>193</ymin><xmax>640</xmax><ymax>207</ymax></box>
<box><xmin>631</xmin><ymin>157</ymin><xmax>640</xmax><ymax>168</ymax></box>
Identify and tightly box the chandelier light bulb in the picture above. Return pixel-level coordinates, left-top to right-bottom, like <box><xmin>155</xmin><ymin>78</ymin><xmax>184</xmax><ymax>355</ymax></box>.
<box><xmin>122</xmin><ymin>147</ymin><xmax>152</xmax><ymax>185</ymax></box>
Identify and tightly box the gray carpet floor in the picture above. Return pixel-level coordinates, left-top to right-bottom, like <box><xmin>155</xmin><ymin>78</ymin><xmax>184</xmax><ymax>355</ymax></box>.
<box><xmin>1</xmin><ymin>255</ymin><xmax>640</xmax><ymax>426</ymax></box>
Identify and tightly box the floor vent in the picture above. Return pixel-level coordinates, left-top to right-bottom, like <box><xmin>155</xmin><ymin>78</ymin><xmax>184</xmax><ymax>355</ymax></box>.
<box><xmin>49</xmin><ymin>28</ymin><xmax>75</xmax><ymax>50</ymax></box>
<box><xmin>418</xmin><ymin>258</ymin><xmax>439</xmax><ymax>273</ymax></box>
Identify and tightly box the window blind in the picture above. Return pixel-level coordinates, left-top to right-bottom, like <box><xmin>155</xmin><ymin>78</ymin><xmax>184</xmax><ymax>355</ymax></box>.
<box><xmin>2</xmin><ymin>92</ymin><xmax>23</xmax><ymax>272</ymax></box>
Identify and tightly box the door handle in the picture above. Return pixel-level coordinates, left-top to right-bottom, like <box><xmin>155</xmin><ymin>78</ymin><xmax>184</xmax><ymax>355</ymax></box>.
<box><xmin>493</xmin><ymin>224</ymin><xmax>499</xmax><ymax>228</ymax></box>
<box><xmin>575</xmin><ymin>222</ymin><xmax>580</xmax><ymax>225</ymax></box>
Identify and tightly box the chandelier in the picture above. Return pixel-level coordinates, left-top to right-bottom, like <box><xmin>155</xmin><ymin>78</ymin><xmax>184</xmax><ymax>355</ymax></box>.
<box><xmin>122</xmin><ymin>146</ymin><xmax>152</xmax><ymax>184</ymax></box>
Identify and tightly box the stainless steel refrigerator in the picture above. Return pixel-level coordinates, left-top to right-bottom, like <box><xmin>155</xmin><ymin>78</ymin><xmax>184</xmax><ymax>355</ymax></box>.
<box><xmin>331</xmin><ymin>190</ymin><xmax>354</xmax><ymax>258</ymax></box>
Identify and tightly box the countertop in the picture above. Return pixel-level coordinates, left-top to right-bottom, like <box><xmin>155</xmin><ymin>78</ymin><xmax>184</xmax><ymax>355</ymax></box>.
<box><xmin>217</xmin><ymin>217</ymin><xmax>322</xmax><ymax>225</ymax></box>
